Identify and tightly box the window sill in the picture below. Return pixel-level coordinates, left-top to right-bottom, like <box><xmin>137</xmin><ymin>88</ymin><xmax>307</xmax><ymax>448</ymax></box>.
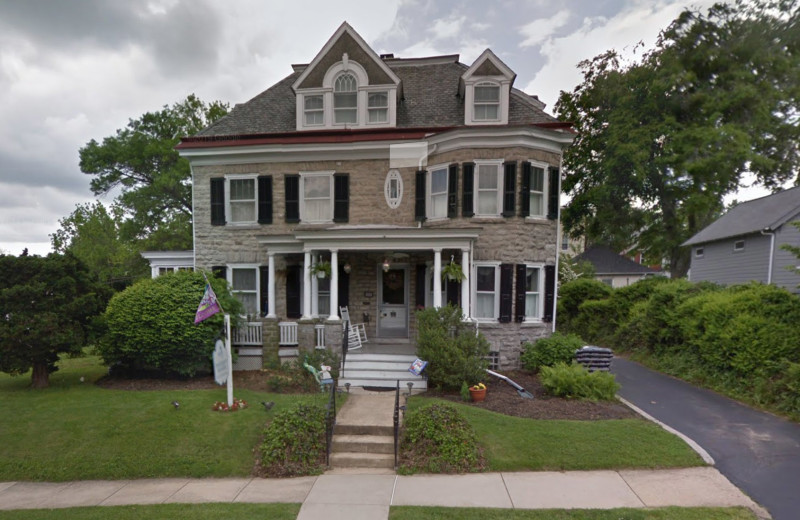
<box><xmin>525</xmin><ymin>216</ymin><xmax>549</xmax><ymax>222</ymax></box>
<box><xmin>226</xmin><ymin>223</ymin><xmax>260</xmax><ymax>229</ymax></box>
<box><xmin>521</xmin><ymin>320</ymin><xmax>545</xmax><ymax>327</ymax></box>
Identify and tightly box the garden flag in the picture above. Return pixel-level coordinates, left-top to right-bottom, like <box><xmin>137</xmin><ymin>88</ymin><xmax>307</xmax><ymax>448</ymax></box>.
<box><xmin>194</xmin><ymin>282</ymin><xmax>221</xmax><ymax>324</ymax></box>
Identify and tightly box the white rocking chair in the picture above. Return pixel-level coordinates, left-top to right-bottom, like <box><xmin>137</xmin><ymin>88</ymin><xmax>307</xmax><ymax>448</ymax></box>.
<box><xmin>340</xmin><ymin>306</ymin><xmax>367</xmax><ymax>351</ymax></box>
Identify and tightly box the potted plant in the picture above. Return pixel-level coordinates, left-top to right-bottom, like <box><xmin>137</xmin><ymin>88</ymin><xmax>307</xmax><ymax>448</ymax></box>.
<box><xmin>469</xmin><ymin>382</ymin><xmax>487</xmax><ymax>402</ymax></box>
<box><xmin>311</xmin><ymin>260</ymin><xmax>332</xmax><ymax>279</ymax></box>
<box><xmin>441</xmin><ymin>258</ymin><xmax>465</xmax><ymax>282</ymax></box>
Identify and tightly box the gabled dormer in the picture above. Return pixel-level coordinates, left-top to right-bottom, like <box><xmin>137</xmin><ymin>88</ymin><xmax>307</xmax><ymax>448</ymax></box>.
<box><xmin>292</xmin><ymin>22</ymin><xmax>401</xmax><ymax>131</ymax></box>
<box><xmin>460</xmin><ymin>49</ymin><xmax>516</xmax><ymax>126</ymax></box>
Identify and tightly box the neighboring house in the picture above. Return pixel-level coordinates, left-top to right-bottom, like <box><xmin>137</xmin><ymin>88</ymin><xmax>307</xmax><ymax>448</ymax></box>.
<box><xmin>574</xmin><ymin>245</ymin><xmax>662</xmax><ymax>288</ymax></box>
<box><xmin>141</xmin><ymin>251</ymin><xmax>193</xmax><ymax>278</ymax></box>
<box><xmin>558</xmin><ymin>228</ymin><xmax>585</xmax><ymax>258</ymax></box>
<box><xmin>683</xmin><ymin>186</ymin><xmax>800</xmax><ymax>292</ymax></box>
<box><xmin>170</xmin><ymin>22</ymin><xmax>573</xmax><ymax>373</ymax></box>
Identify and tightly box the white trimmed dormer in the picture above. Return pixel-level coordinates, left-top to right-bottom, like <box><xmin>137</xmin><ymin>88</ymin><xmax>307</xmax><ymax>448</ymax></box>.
<box><xmin>461</xmin><ymin>49</ymin><xmax>516</xmax><ymax>126</ymax></box>
<box><xmin>293</xmin><ymin>22</ymin><xmax>400</xmax><ymax>131</ymax></box>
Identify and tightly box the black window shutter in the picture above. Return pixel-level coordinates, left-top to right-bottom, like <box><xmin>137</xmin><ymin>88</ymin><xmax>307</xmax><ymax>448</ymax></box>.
<box><xmin>502</xmin><ymin>161</ymin><xmax>516</xmax><ymax>217</ymax></box>
<box><xmin>446</xmin><ymin>278</ymin><xmax>459</xmax><ymax>307</ymax></box>
<box><xmin>259</xmin><ymin>265</ymin><xmax>269</xmax><ymax>316</ymax></box>
<box><xmin>210</xmin><ymin>178</ymin><xmax>225</xmax><ymax>225</ymax></box>
<box><xmin>447</xmin><ymin>163</ymin><xmax>458</xmax><ymax>218</ymax></box>
<box><xmin>415</xmin><ymin>265</ymin><xmax>426</xmax><ymax>308</ymax></box>
<box><xmin>543</xmin><ymin>265</ymin><xmax>556</xmax><ymax>322</ymax></box>
<box><xmin>499</xmin><ymin>263</ymin><xmax>513</xmax><ymax>323</ymax></box>
<box><xmin>520</xmin><ymin>162</ymin><xmax>531</xmax><ymax>217</ymax></box>
<box><xmin>211</xmin><ymin>265</ymin><xmax>227</xmax><ymax>280</ymax></box>
<box><xmin>333</xmin><ymin>173</ymin><xmax>349</xmax><ymax>222</ymax></box>
<box><xmin>286</xmin><ymin>264</ymin><xmax>301</xmax><ymax>319</ymax></box>
<box><xmin>547</xmin><ymin>167</ymin><xmax>560</xmax><ymax>220</ymax></box>
<box><xmin>462</xmin><ymin>162</ymin><xmax>474</xmax><ymax>217</ymax></box>
<box><xmin>338</xmin><ymin>266</ymin><xmax>349</xmax><ymax>308</ymax></box>
<box><xmin>257</xmin><ymin>176</ymin><xmax>273</xmax><ymax>224</ymax></box>
<box><xmin>285</xmin><ymin>175</ymin><xmax>300</xmax><ymax>223</ymax></box>
<box><xmin>415</xmin><ymin>170</ymin><xmax>426</xmax><ymax>221</ymax></box>
<box><xmin>515</xmin><ymin>264</ymin><xmax>527</xmax><ymax>322</ymax></box>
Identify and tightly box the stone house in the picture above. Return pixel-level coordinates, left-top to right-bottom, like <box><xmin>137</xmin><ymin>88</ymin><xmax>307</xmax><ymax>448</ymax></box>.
<box><xmin>174</xmin><ymin>23</ymin><xmax>573</xmax><ymax>381</ymax></box>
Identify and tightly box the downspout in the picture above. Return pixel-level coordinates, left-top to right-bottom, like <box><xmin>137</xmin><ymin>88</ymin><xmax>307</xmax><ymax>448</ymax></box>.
<box><xmin>552</xmin><ymin>156</ymin><xmax>564</xmax><ymax>333</ymax></box>
<box><xmin>190</xmin><ymin>163</ymin><xmax>196</xmax><ymax>270</ymax></box>
<box><xmin>761</xmin><ymin>228</ymin><xmax>775</xmax><ymax>284</ymax></box>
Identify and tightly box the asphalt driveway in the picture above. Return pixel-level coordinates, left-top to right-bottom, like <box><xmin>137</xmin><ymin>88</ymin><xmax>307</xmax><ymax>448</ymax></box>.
<box><xmin>612</xmin><ymin>357</ymin><xmax>800</xmax><ymax>520</ymax></box>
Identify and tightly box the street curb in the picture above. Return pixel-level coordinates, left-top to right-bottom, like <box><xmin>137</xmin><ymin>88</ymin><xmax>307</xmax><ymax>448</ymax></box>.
<box><xmin>618</xmin><ymin>396</ymin><xmax>715</xmax><ymax>466</ymax></box>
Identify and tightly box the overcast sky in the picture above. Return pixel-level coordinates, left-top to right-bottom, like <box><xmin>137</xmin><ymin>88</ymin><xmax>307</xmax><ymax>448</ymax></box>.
<box><xmin>1</xmin><ymin>0</ymin><xmax>770</xmax><ymax>256</ymax></box>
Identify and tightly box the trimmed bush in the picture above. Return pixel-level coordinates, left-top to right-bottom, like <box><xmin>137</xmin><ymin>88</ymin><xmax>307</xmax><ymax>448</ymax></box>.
<box><xmin>539</xmin><ymin>362</ymin><xmax>620</xmax><ymax>401</ymax></box>
<box><xmin>415</xmin><ymin>305</ymin><xmax>490</xmax><ymax>390</ymax></box>
<box><xmin>99</xmin><ymin>271</ymin><xmax>243</xmax><ymax>377</ymax></box>
<box><xmin>260</xmin><ymin>403</ymin><xmax>326</xmax><ymax>477</ymax></box>
<box><xmin>521</xmin><ymin>332</ymin><xmax>584</xmax><ymax>372</ymax></box>
<box><xmin>557</xmin><ymin>278</ymin><xmax>612</xmax><ymax>332</ymax></box>
<box><xmin>400</xmin><ymin>403</ymin><xmax>484</xmax><ymax>473</ymax></box>
<box><xmin>570</xmin><ymin>298</ymin><xmax>618</xmax><ymax>346</ymax></box>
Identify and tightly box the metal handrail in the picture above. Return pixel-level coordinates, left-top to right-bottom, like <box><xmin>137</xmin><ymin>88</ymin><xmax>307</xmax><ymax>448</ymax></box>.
<box><xmin>324</xmin><ymin>377</ymin><xmax>337</xmax><ymax>467</ymax></box>
<box><xmin>393</xmin><ymin>379</ymin><xmax>400</xmax><ymax>469</ymax></box>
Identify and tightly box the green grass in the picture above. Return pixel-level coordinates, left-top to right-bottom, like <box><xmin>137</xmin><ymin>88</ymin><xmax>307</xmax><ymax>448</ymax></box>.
<box><xmin>0</xmin><ymin>354</ymin><xmax>337</xmax><ymax>481</ymax></box>
<box><xmin>389</xmin><ymin>506</ymin><xmax>757</xmax><ymax>520</ymax></box>
<box><xmin>0</xmin><ymin>503</ymin><xmax>301</xmax><ymax>519</ymax></box>
<box><xmin>406</xmin><ymin>398</ymin><xmax>704</xmax><ymax>471</ymax></box>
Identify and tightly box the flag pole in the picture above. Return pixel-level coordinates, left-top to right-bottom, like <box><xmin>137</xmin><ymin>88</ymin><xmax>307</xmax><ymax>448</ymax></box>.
<box><xmin>225</xmin><ymin>313</ymin><xmax>233</xmax><ymax>407</ymax></box>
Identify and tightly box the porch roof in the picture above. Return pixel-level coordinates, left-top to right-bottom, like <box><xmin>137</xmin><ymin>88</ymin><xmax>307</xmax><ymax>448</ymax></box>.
<box><xmin>259</xmin><ymin>226</ymin><xmax>481</xmax><ymax>253</ymax></box>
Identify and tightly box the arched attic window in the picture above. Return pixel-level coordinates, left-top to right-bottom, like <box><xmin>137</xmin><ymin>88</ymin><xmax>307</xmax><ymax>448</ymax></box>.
<box><xmin>334</xmin><ymin>73</ymin><xmax>358</xmax><ymax>124</ymax></box>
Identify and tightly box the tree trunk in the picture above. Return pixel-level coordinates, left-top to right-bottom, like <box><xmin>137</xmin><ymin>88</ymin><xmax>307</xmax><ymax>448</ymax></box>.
<box><xmin>31</xmin><ymin>362</ymin><xmax>50</xmax><ymax>389</ymax></box>
<box><xmin>670</xmin><ymin>247</ymin><xmax>691</xmax><ymax>279</ymax></box>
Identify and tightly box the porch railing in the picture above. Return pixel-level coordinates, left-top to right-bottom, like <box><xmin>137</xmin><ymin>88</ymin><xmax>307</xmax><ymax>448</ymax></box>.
<box><xmin>315</xmin><ymin>324</ymin><xmax>326</xmax><ymax>349</ymax></box>
<box><xmin>232</xmin><ymin>322</ymin><xmax>262</xmax><ymax>345</ymax></box>
<box><xmin>324</xmin><ymin>375</ymin><xmax>337</xmax><ymax>467</ymax></box>
<box><xmin>279</xmin><ymin>322</ymin><xmax>298</xmax><ymax>346</ymax></box>
<box><xmin>340</xmin><ymin>324</ymin><xmax>349</xmax><ymax>377</ymax></box>
<box><xmin>393</xmin><ymin>379</ymin><xmax>400</xmax><ymax>470</ymax></box>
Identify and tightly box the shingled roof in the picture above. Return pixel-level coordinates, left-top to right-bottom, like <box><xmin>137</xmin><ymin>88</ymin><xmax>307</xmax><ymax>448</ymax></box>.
<box><xmin>574</xmin><ymin>245</ymin><xmax>660</xmax><ymax>276</ymax></box>
<box><xmin>683</xmin><ymin>186</ymin><xmax>800</xmax><ymax>246</ymax></box>
<box><xmin>195</xmin><ymin>55</ymin><xmax>559</xmax><ymax>139</ymax></box>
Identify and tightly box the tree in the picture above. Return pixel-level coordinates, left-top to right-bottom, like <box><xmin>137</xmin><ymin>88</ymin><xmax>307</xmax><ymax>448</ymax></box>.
<box><xmin>558</xmin><ymin>252</ymin><xmax>596</xmax><ymax>287</ymax></box>
<box><xmin>556</xmin><ymin>0</ymin><xmax>800</xmax><ymax>277</ymax></box>
<box><xmin>51</xmin><ymin>202</ymin><xmax>149</xmax><ymax>291</ymax></box>
<box><xmin>79</xmin><ymin>94</ymin><xmax>229</xmax><ymax>249</ymax></box>
<box><xmin>0</xmin><ymin>253</ymin><xmax>106</xmax><ymax>388</ymax></box>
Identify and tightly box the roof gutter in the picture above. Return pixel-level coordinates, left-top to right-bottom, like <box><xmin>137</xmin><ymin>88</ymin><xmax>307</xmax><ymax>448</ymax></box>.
<box><xmin>761</xmin><ymin>228</ymin><xmax>775</xmax><ymax>284</ymax></box>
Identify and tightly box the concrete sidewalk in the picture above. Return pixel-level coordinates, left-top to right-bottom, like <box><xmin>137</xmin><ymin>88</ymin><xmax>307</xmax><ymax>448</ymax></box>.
<box><xmin>0</xmin><ymin>467</ymin><xmax>769</xmax><ymax>519</ymax></box>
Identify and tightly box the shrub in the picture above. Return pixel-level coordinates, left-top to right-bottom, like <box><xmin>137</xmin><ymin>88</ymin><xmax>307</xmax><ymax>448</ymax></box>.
<box><xmin>99</xmin><ymin>271</ymin><xmax>243</xmax><ymax>377</ymax></box>
<box><xmin>569</xmin><ymin>298</ymin><xmax>618</xmax><ymax>346</ymax></box>
<box><xmin>415</xmin><ymin>305</ymin><xmax>490</xmax><ymax>390</ymax></box>
<box><xmin>400</xmin><ymin>403</ymin><xmax>484</xmax><ymax>473</ymax></box>
<box><xmin>521</xmin><ymin>332</ymin><xmax>584</xmax><ymax>372</ymax></box>
<box><xmin>557</xmin><ymin>278</ymin><xmax>612</xmax><ymax>332</ymax></box>
<box><xmin>539</xmin><ymin>362</ymin><xmax>620</xmax><ymax>401</ymax></box>
<box><xmin>260</xmin><ymin>403</ymin><xmax>326</xmax><ymax>477</ymax></box>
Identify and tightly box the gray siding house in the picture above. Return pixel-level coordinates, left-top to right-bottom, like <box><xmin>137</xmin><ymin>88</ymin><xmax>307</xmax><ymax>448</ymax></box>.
<box><xmin>683</xmin><ymin>186</ymin><xmax>800</xmax><ymax>292</ymax></box>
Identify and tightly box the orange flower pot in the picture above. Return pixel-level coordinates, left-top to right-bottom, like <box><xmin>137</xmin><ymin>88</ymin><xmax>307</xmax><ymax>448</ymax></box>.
<box><xmin>469</xmin><ymin>388</ymin><xmax>486</xmax><ymax>402</ymax></box>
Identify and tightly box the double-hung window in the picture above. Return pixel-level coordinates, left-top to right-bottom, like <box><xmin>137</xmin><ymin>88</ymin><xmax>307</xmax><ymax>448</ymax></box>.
<box><xmin>474</xmin><ymin>82</ymin><xmax>500</xmax><ymax>121</ymax></box>
<box><xmin>427</xmin><ymin>165</ymin><xmax>448</xmax><ymax>219</ymax></box>
<box><xmin>368</xmin><ymin>92</ymin><xmax>388</xmax><ymax>123</ymax></box>
<box><xmin>230</xmin><ymin>266</ymin><xmax>259</xmax><ymax>317</ymax></box>
<box><xmin>524</xmin><ymin>266</ymin><xmax>542</xmax><ymax>320</ymax></box>
<box><xmin>227</xmin><ymin>176</ymin><xmax>257</xmax><ymax>224</ymax></box>
<box><xmin>301</xmin><ymin>173</ymin><xmax>333</xmax><ymax>223</ymax></box>
<box><xmin>334</xmin><ymin>73</ymin><xmax>357</xmax><ymax>124</ymax></box>
<box><xmin>475</xmin><ymin>160</ymin><xmax>503</xmax><ymax>216</ymax></box>
<box><xmin>474</xmin><ymin>263</ymin><xmax>500</xmax><ymax>320</ymax></box>
<box><xmin>304</xmin><ymin>95</ymin><xmax>323</xmax><ymax>126</ymax></box>
<box><xmin>528</xmin><ymin>165</ymin><xmax>546</xmax><ymax>217</ymax></box>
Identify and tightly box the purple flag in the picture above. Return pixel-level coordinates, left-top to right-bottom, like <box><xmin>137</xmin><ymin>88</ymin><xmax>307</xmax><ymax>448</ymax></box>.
<box><xmin>194</xmin><ymin>283</ymin><xmax>221</xmax><ymax>324</ymax></box>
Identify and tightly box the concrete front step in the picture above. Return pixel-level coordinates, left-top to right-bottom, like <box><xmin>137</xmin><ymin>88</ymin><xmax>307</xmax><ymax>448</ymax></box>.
<box><xmin>335</xmin><ymin>424</ymin><xmax>394</xmax><ymax>436</ymax></box>
<box><xmin>339</xmin><ymin>352</ymin><xmax>426</xmax><ymax>390</ymax></box>
<box><xmin>333</xmin><ymin>434</ymin><xmax>394</xmax><ymax>454</ymax></box>
<box><xmin>338</xmin><ymin>377</ymin><xmax>427</xmax><ymax>390</ymax></box>
<box><xmin>329</xmin><ymin>451</ymin><xmax>394</xmax><ymax>469</ymax></box>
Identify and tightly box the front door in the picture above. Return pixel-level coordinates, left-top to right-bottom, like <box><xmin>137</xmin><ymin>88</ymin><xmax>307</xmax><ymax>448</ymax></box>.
<box><xmin>378</xmin><ymin>267</ymin><xmax>408</xmax><ymax>338</ymax></box>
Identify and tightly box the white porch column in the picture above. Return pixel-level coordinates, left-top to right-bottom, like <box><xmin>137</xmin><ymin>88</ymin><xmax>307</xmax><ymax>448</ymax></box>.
<box><xmin>267</xmin><ymin>253</ymin><xmax>276</xmax><ymax>318</ymax></box>
<box><xmin>302</xmin><ymin>250</ymin><xmax>312</xmax><ymax>319</ymax></box>
<box><xmin>461</xmin><ymin>249</ymin><xmax>470</xmax><ymax>318</ymax></box>
<box><xmin>329</xmin><ymin>250</ymin><xmax>340</xmax><ymax>320</ymax></box>
<box><xmin>311</xmin><ymin>254</ymin><xmax>319</xmax><ymax>317</ymax></box>
<box><xmin>433</xmin><ymin>248</ymin><xmax>442</xmax><ymax>308</ymax></box>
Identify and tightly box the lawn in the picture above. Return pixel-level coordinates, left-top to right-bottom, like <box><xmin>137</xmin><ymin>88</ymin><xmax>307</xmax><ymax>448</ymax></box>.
<box><xmin>0</xmin><ymin>503</ymin><xmax>301</xmax><ymax>519</ymax></box>
<box><xmin>0</xmin><ymin>354</ymin><xmax>335</xmax><ymax>481</ymax></box>
<box><xmin>389</xmin><ymin>506</ymin><xmax>757</xmax><ymax>520</ymax></box>
<box><xmin>406</xmin><ymin>398</ymin><xmax>705</xmax><ymax>471</ymax></box>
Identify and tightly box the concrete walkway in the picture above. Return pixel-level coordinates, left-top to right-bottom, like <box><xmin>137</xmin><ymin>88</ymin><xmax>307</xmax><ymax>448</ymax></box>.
<box><xmin>0</xmin><ymin>467</ymin><xmax>768</xmax><ymax>519</ymax></box>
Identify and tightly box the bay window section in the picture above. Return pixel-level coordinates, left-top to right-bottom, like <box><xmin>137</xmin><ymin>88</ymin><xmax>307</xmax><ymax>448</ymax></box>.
<box><xmin>228</xmin><ymin>177</ymin><xmax>256</xmax><ymax>223</ymax></box>
<box><xmin>334</xmin><ymin>73</ymin><xmax>357</xmax><ymax>124</ymax></box>
<box><xmin>474</xmin><ymin>264</ymin><xmax>499</xmax><ymax>320</ymax></box>
<box><xmin>428</xmin><ymin>166</ymin><xmax>448</xmax><ymax>219</ymax></box>
<box><xmin>368</xmin><ymin>91</ymin><xmax>388</xmax><ymax>123</ymax></box>
<box><xmin>475</xmin><ymin>162</ymin><xmax>502</xmax><ymax>216</ymax></box>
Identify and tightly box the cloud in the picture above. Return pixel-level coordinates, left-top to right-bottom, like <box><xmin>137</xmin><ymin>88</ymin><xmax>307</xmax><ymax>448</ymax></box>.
<box><xmin>519</xmin><ymin>10</ymin><xmax>571</xmax><ymax>48</ymax></box>
<box><xmin>429</xmin><ymin>15</ymin><xmax>466</xmax><ymax>40</ymax></box>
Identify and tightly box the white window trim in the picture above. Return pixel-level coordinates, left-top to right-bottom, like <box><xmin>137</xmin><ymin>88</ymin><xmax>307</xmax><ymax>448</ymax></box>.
<box><xmin>384</xmin><ymin>169</ymin><xmax>403</xmax><ymax>209</ymax></box>
<box><xmin>303</xmin><ymin>93</ymin><xmax>325</xmax><ymax>127</ymax></box>
<box><xmin>523</xmin><ymin>263</ymin><xmax>544</xmax><ymax>322</ymax></box>
<box><xmin>367</xmin><ymin>89</ymin><xmax>389</xmax><ymax>125</ymax></box>
<box><xmin>426</xmin><ymin>163</ymin><xmax>450</xmax><ymax>220</ymax></box>
<box><xmin>733</xmin><ymin>240</ymin><xmax>745</xmax><ymax>252</ymax></box>
<box><xmin>472</xmin><ymin>81</ymin><xmax>501</xmax><ymax>122</ymax></box>
<box><xmin>227</xmin><ymin>264</ymin><xmax>261</xmax><ymax>318</ymax></box>
<box><xmin>473</xmin><ymin>159</ymin><xmax>504</xmax><ymax>218</ymax></box>
<box><xmin>463</xmin><ymin>76</ymin><xmax>510</xmax><ymax>126</ymax></box>
<box><xmin>472</xmin><ymin>261</ymin><xmax>501</xmax><ymax>322</ymax></box>
<box><xmin>526</xmin><ymin>161</ymin><xmax>549</xmax><ymax>220</ymax></box>
<box><xmin>695</xmin><ymin>247</ymin><xmax>704</xmax><ymax>258</ymax></box>
<box><xmin>225</xmin><ymin>174</ymin><xmax>258</xmax><ymax>225</ymax></box>
<box><xmin>299</xmin><ymin>171</ymin><xmax>335</xmax><ymax>224</ymax></box>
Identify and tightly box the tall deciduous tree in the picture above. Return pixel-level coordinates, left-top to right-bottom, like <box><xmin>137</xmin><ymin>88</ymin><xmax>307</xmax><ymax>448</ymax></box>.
<box><xmin>0</xmin><ymin>253</ymin><xmax>106</xmax><ymax>388</ymax></box>
<box><xmin>556</xmin><ymin>0</ymin><xmax>799</xmax><ymax>277</ymax></box>
<box><xmin>79</xmin><ymin>94</ymin><xmax>229</xmax><ymax>249</ymax></box>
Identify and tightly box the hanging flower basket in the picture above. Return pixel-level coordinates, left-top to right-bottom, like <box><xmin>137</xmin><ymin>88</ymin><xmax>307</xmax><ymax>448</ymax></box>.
<box><xmin>311</xmin><ymin>261</ymin><xmax>331</xmax><ymax>279</ymax></box>
<box><xmin>441</xmin><ymin>259</ymin><xmax>465</xmax><ymax>282</ymax></box>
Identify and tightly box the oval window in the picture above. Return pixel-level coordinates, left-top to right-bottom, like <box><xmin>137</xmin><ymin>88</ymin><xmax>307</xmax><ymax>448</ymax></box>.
<box><xmin>384</xmin><ymin>169</ymin><xmax>403</xmax><ymax>209</ymax></box>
